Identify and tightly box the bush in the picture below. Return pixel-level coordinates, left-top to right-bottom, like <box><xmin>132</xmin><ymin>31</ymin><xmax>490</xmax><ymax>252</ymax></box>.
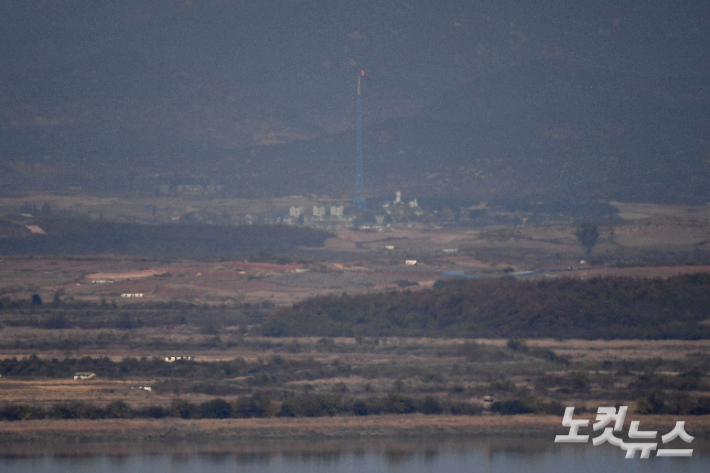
<box><xmin>170</xmin><ymin>398</ymin><xmax>198</xmax><ymax>419</ymax></box>
<box><xmin>200</xmin><ymin>398</ymin><xmax>233</xmax><ymax>419</ymax></box>
<box><xmin>352</xmin><ymin>397</ymin><xmax>385</xmax><ymax>416</ymax></box>
<box><xmin>420</xmin><ymin>396</ymin><xmax>443</xmax><ymax>415</ymax></box>
<box><xmin>491</xmin><ymin>398</ymin><xmax>537</xmax><ymax>415</ymax></box>
<box><xmin>276</xmin><ymin>394</ymin><xmax>341</xmax><ymax>417</ymax></box>
<box><xmin>144</xmin><ymin>405</ymin><xmax>167</xmax><ymax>419</ymax></box>
<box><xmin>277</xmin><ymin>399</ymin><xmax>301</xmax><ymax>417</ymax></box>
<box><xmin>636</xmin><ymin>393</ymin><xmax>666</xmax><ymax>415</ymax></box>
<box><xmin>0</xmin><ymin>404</ymin><xmax>44</xmax><ymax>421</ymax></box>
<box><xmin>51</xmin><ymin>402</ymin><xmax>102</xmax><ymax>419</ymax></box>
<box><xmin>384</xmin><ymin>393</ymin><xmax>416</xmax><ymax>414</ymax></box>
<box><xmin>235</xmin><ymin>393</ymin><xmax>273</xmax><ymax>418</ymax></box>
<box><xmin>690</xmin><ymin>397</ymin><xmax>710</xmax><ymax>415</ymax></box>
<box><xmin>105</xmin><ymin>400</ymin><xmax>133</xmax><ymax>418</ymax></box>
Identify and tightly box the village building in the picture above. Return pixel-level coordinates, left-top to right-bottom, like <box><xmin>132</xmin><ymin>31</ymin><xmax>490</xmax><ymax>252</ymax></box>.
<box><xmin>73</xmin><ymin>372</ymin><xmax>96</xmax><ymax>380</ymax></box>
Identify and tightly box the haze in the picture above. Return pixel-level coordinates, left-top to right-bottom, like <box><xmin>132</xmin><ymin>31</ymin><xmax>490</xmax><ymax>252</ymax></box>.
<box><xmin>0</xmin><ymin>0</ymin><xmax>708</xmax><ymax>204</ymax></box>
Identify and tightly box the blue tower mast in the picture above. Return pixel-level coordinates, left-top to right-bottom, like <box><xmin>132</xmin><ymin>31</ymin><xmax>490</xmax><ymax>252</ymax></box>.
<box><xmin>353</xmin><ymin>71</ymin><xmax>367</xmax><ymax>209</ymax></box>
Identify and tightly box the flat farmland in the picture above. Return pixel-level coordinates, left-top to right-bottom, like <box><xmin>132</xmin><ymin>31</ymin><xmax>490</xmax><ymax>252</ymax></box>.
<box><xmin>1</xmin><ymin>198</ymin><xmax>710</xmax><ymax>443</ymax></box>
<box><xmin>4</xmin><ymin>217</ymin><xmax>710</xmax><ymax>308</ymax></box>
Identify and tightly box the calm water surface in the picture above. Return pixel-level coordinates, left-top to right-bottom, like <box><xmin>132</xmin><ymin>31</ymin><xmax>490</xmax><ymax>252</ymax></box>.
<box><xmin>2</xmin><ymin>439</ymin><xmax>708</xmax><ymax>472</ymax></box>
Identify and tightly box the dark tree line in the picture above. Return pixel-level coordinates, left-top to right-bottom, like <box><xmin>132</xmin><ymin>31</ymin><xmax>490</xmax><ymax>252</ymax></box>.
<box><xmin>3</xmin><ymin>392</ymin><xmax>708</xmax><ymax>422</ymax></box>
<box><xmin>0</xmin><ymin>355</ymin><xmax>350</xmax><ymax>382</ymax></box>
<box><xmin>0</xmin><ymin>218</ymin><xmax>331</xmax><ymax>258</ymax></box>
<box><xmin>262</xmin><ymin>273</ymin><xmax>710</xmax><ymax>339</ymax></box>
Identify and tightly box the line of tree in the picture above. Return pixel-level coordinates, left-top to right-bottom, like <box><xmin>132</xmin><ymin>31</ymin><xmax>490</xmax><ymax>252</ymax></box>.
<box><xmin>0</xmin><ymin>355</ymin><xmax>351</xmax><ymax>382</ymax></box>
<box><xmin>261</xmin><ymin>273</ymin><xmax>710</xmax><ymax>339</ymax></box>
<box><xmin>0</xmin><ymin>218</ymin><xmax>331</xmax><ymax>258</ymax></box>
<box><xmin>3</xmin><ymin>393</ymin><xmax>709</xmax><ymax>422</ymax></box>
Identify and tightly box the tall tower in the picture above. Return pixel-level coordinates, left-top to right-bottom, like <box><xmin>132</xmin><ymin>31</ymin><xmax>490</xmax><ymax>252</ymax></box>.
<box><xmin>353</xmin><ymin>69</ymin><xmax>369</xmax><ymax>209</ymax></box>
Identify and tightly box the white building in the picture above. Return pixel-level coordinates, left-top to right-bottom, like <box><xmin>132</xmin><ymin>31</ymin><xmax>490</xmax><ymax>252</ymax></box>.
<box><xmin>74</xmin><ymin>372</ymin><xmax>96</xmax><ymax>380</ymax></box>
<box><xmin>330</xmin><ymin>205</ymin><xmax>344</xmax><ymax>217</ymax></box>
<box><xmin>289</xmin><ymin>206</ymin><xmax>304</xmax><ymax>218</ymax></box>
<box><xmin>313</xmin><ymin>205</ymin><xmax>327</xmax><ymax>217</ymax></box>
<box><xmin>164</xmin><ymin>356</ymin><xmax>193</xmax><ymax>362</ymax></box>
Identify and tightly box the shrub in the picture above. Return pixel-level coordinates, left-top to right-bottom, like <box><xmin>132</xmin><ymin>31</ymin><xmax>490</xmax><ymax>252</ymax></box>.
<box><xmin>235</xmin><ymin>393</ymin><xmax>273</xmax><ymax>418</ymax></box>
<box><xmin>170</xmin><ymin>398</ymin><xmax>198</xmax><ymax>419</ymax></box>
<box><xmin>352</xmin><ymin>397</ymin><xmax>385</xmax><ymax>416</ymax></box>
<box><xmin>384</xmin><ymin>393</ymin><xmax>416</xmax><ymax>414</ymax></box>
<box><xmin>490</xmin><ymin>398</ymin><xmax>538</xmax><ymax>415</ymax></box>
<box><xmin>105</xmin><ymin>400</ymin><xmax>133</xmax><ymax>418</ymax></box>
<box><xmin>420</xmin><ymin>396</ymin><xmax>443</xmax><ymax>415</ymax></box>
<box><xmin>636</xmin><ymin>393</ymin><xmax>666</xmax><ymax>415</ymax></box>
<box><xmin>200</xmin><ymin>398</ymin><xmax>232</xmax><ymax>419</ymax></box>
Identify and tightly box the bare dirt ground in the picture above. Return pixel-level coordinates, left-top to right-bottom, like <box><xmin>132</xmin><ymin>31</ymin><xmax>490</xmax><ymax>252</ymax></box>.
<box><xmin>4</xmin><ymin>222</ymin><xmax>710</xmax><ymax>307</ymax></box>
<box><xmin>3</xmin><ymin>198</ymin><xmax>710</xmax><ymax>307</ymax></box>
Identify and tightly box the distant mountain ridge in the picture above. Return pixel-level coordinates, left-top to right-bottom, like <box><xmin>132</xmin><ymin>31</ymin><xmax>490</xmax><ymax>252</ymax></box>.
<box><xmin>1</xmin><ymin>1</ymin><xmax>708</xmax><ymax>204</ymax></box>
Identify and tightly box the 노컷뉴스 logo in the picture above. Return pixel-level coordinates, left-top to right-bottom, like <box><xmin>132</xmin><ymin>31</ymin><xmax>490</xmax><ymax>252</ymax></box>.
<box><xmin>555</xmin><ymin>406</ymin><xmax>694</xmax><ymax>459</ymax></box>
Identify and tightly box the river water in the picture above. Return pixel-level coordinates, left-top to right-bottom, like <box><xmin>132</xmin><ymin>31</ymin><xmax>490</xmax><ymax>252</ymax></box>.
<box><xmin>2</xmin><ymin>438</ymin><xmax>708</xmax><ymax>473</ymax></box>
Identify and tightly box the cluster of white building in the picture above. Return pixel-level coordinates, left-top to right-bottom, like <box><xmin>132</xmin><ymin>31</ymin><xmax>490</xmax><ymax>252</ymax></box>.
<box><xmin>288</xmin><ymin>205</ymin><xmax>344</xmax><ymax>219</ymax></box>
<box><xmin>281</xmin><ymin>204</ymin><xmax>351</xmax><ymax>229</ymax></box>
<box><xmin>278</xmin><ymin>191</ymin><xmax>421</xmax><ymax>230</ymax></box>
<box><xmin>382</xmin><ymin>191</ymin><xmax>418</xmax><ymax>210</ymax></box>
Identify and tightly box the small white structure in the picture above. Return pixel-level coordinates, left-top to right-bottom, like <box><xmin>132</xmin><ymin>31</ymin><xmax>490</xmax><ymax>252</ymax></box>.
<box><xmin>408</xmin><ymin>198</ymin><xmax>418</xmax><ymax>208</ymax></box>
<box><xmin>395</xmin><ymin>191</ymin><xmax>402</xmax><ymax>203</ymax></box>
<box><xmin>330</xmin><ymin>205</ymin><xmax>344</xmax><ymax>217</ymax></box>
<box><xmin>313</xmin><ymin>205</ymin><xmax>327</xmax><ymax>217</ymax></box>
<box><xmin>164</xmin><ymin>356</ymin><xmax>193</xmax><ymax>362</ymax></box>
<box><xmin>25</xmin><ymin>225</ymin><xmax>46</xmax><ymax>234</ymax></box>
<box><xmin>139</xmin><ymin>386</ymin><xmax>152</xmax><ymax>392</ymax></box>
<box><xmin>289</xmin><ymin>206</ymin><xmax>304</xmax><ymax>218</ymax></box>
<box><xmin>74</xmin><ymin>372</ymin><xmax>96</xmax><ymax>380</ymax></box>
<box><xmin>443</xmin><ymin>248</ymin><xmax>458</xmax><ymax>253</ymax></box>
<box><xmin>120</xmin><ymin>293</ymin><xmax>144</xmax><ymax>298</ymax></box>
<box><xmin>405</xmin><ymin>260</ymin><xmax>418</xmax><ymax>266</ymax></box>
<box><xmin>483</xmin><ymin>395</ymin><xmax>495</xmax><ymax>409</ymax></box>
<box><xmin>385</xmin><ymin>245</ymin><xmax>395</xmax><ymax>250</ymax></box>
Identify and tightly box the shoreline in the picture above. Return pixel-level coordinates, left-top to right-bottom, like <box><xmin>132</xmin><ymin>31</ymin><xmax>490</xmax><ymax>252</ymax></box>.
<box><xmin>1</xmin><ymin>414</ymin><xmax>709</xmax><ymax>453</ymax></box>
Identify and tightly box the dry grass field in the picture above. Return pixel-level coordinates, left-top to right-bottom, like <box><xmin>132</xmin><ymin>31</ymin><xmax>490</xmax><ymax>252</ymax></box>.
<box><xmin>1</xmin><ymin>413</ymin><xmax>710</xmax><ymax>452</ymax></box>
<box><xmin>2</xmin><ymin>197</ymin><xmax>710</xmax><ymax>308</ymax></box>
<box><xmin>0</xmin><ymin>334</ymin><xmax>707</xmax><ymax>425</ymax></box>
<box><xmin>1</xmin><ymin>197</ymin><xmax>710</xmax><ymax>444</ymax></box>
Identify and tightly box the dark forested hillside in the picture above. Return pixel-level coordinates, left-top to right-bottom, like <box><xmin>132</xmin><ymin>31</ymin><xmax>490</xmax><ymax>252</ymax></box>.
<box><xmin>262</xmin><ymin>274</ymin><xmax>710</xmax><ymax>339</ymax></box>
<box><xmin>2</xmin><ymin>2</ymin><xmax>709</xmax><ymax>204</ymax></box>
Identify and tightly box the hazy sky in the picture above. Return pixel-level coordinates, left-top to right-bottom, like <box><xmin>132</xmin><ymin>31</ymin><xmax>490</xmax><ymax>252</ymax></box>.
<box><xmin>4</xmin><ymin>1</ymin><xmax>706</xmax><ymax>120</ymax></box>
